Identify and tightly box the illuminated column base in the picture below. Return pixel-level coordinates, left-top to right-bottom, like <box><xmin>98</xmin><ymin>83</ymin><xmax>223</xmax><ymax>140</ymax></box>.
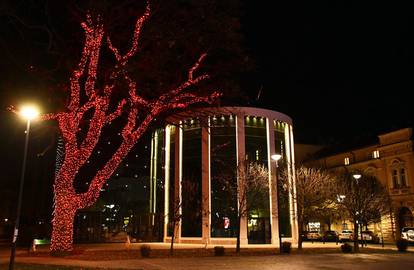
<box><xmin>201</xmin><ymin>125</ymin><xmax>211</xmax><ymax>244</ymax></box>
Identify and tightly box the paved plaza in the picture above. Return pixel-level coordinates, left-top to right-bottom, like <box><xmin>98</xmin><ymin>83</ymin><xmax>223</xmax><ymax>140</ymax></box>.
<box><xmin>0</xmin><ymin>242</ymin><xmax>413</xmax><ymax>270</ymax></box>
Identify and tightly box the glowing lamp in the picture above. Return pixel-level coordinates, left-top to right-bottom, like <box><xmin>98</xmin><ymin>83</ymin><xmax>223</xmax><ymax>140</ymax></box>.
<box><xmin>352</xmin><ymin>173</ymin><xmax>362</xmax><ymax>180</ymax></box>
<box><xmin>271</xmin><ymin>154</ymin><xmax>282</xmax><ymax>161</ymax></box>
<box><xmin>20</xmin><ymin>106</ymin><xmax>39</xmax><ymax>120</ymax></box>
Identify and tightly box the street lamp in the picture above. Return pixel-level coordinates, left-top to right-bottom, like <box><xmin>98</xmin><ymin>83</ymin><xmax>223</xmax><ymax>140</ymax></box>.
<box><xmin>351</xmin><ymin>171</ymin><xmax>364</xmax><ymax>248</ymax></box>
<box><xmin>352</xmin><ymin>172</ymin><xmax>362</xmax><ymax>180</ymax></box>
<box><xmin>9</xmin><ymin>105</ymin><xmax>39</xmax><ymax>270</ymax></box>
<box><xmin>271</xmin><ymin>154</ymin><xmax>283</xmax><ymax>252</ymax></box>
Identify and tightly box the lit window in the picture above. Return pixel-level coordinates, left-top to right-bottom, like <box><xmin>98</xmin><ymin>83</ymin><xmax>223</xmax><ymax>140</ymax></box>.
<box><xmin>344</xmin><ymin>157</ymin><xmax>350</xmax><ymax>165</ymax></box>
<box><xmin>373</xmin><ymin>150</ymin><xmax>380</xmax><ymax>159</ymax></box>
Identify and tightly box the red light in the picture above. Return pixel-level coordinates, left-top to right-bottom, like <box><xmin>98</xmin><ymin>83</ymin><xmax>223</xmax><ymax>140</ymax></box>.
<box><xmin>9</xmin><ymin>0</ymin><xmax>220</xmax><ymax>252</ymax></box>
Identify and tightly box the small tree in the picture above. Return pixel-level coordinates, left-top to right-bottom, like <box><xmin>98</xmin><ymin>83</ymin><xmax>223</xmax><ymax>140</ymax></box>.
<box><xmin>333</xmin><ymin>172</ymin><xmax>391</xmax><ymax>252</ymax></box>
<box><xmin>167</xmin><ymin>179</ymin><xmax>200</xmax><ymax>256</ymax></box>
<box><xmin>218</xmin><ymin>161</ymin><xmax>269</xmax><ymax>253</ymax></box>
<box><xmin>279</xmin><ymin>164</ymin><xmax>335</xmax><ymax>249</ymax></box>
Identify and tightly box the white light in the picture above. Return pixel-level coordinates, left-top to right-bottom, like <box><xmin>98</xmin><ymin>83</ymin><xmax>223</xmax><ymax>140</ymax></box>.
<box><xmin>20</xmin><ymin>105</ymin><xmax>39</xmax><ymax>120</ymax></box>
<box><xmin>271</xmin><ymin>154</ymin><xmax>282</xmax><ymax>161</ymax></box>
<box><xmin>353</xmin><ymin>173</ymin><xmax>362</xmax><ymax>180</ymax></box>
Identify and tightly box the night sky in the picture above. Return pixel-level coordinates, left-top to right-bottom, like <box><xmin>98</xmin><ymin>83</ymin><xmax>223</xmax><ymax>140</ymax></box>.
<box><xmin>0</xmin><ymin>0</ymin><xmax>413</xmax><ymax>192</ymax></box>
<box><xmin>242</xmin><ymin>1</ymin><xmax>413</xmax><ymax>143</ymax></box>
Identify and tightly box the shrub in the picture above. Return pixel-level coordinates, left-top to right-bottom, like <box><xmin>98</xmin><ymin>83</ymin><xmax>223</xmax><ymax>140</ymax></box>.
<box><xmin>340</xmin><ymin>243</ymin><xmax>352</xmax><ymax>253</ymax></box>
<box><xmin>140</xmin><ymin>244</ymin><xmax>151</xmax><ymax>258</ymax></box>
<box><xmin>281</xmin><ymin>241</ymin><xmax>291</xmax><ymax>254</ymax></box>
<box><xmin>396</xmin><ymin>239</ymin><xmax>409</xmax><ymax>252</ymax></box>
<box><xmin>214</xmin><ymin>246</ymin><xmax>225</xmax><ymax>256</ymax></box>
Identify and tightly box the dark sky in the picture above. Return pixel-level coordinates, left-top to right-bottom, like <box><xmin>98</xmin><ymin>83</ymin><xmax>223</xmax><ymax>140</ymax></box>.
<box><xmin>242</xmin><ymin>1</ymin><xmax>414</xmax><ymax>143</ymax></box>
<box><xmin>1</xmin><ymin>0</ymin><xmax>414</xmax><ymax>181</ymax></box>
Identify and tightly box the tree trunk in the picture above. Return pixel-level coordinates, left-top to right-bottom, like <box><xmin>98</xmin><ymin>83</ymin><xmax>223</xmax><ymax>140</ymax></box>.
<box><xmin>353</xmin><ymin>221</ymin><xmax>359</xmax><ymax>253</ymax></box>
<box><xmin>170</xmin><ymin>220</ymin><xmax>176</xmax><ymax>256</ymax></box>
<box><xmin>51</xmin><ymin>199</ymin><xmax>77</xmax><ymax>253</ymax></box>
<box><xmin>236</xmin><ymin>215</ymin><xmax>241</xmax><ymax>254</ymax></box>
<box><xmin>297</xmin><ymin>216</ymin><xmax>303</xmax><ymax>250</ymax></box>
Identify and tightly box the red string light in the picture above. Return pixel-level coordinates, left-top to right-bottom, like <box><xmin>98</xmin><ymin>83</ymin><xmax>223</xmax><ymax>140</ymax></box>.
<box><xmin>10</xmin><ymin>0</ymin><xmax>220</xmax><ymax>252</ymax></box>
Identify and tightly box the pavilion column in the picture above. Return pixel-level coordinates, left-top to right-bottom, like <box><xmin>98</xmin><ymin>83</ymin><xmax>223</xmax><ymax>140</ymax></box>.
<box><xmin>201</xmin><ymin>122</ymin><xmax>211</xmax><ymax>244</ymax></box>
<box><xmin>236</xmin><ymin>114</ymin><xmax>248</xmax><ymax>245</ymax></box>
<box><xmin>163</xmin><ymin>127</ymin><xmax>170</xmax><ymax>242</ymax></box>
<box><xmin>174</xmin><ymin>125</ymin><xmax>182</xmax><ymax>242</ymax></box>
<box><xmin>287</xmin><ymin>125</ymin><xmax>299</xmax><ymax>245</ymax></box>
<box><xmin>267</xmin><ymin>118</ymin><xmax>281</xmax><ymax>246</ymax></box>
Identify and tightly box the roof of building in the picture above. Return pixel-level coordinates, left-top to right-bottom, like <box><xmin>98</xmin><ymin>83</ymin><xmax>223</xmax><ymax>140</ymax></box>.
<box><xmin>307</xmin><ymin>127</ymin><xmax>413</xmax><ymax>160</ymax></box>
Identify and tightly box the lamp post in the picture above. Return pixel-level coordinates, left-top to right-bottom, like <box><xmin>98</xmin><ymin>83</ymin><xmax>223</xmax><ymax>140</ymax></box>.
<box><xmin>352</xmin><ymin>172</ymin><xmax>364</xmax><ymax>248</ymax></box>
<box><xmin>9</xmin><ymin>105</ymin><xmax>39</xmax><ymax>270</ymax></box>
<box><xmin>271</xmin><ymin>154</ymin><xmax>282</xmax><ymax>253</ymax></box>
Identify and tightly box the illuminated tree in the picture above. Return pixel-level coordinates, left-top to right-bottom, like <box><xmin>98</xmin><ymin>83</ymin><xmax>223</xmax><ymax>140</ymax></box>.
<box><xmin>217</xmin><ymin>161</ymin><xmax>269</xmax><ymax>253</ymax></box>
<box><xmin>333</xmin><ymin>172</ymin><xmax>390</xmax><ymax>252</ymax></box>
<box><xmin>10</xmin><ymin>1</ymin><xmax>219</xmax><ymax>252</ymax></box>
<box><xmin>279</xmin><ymin>164</ymin><xmax>335</xmax><ymax>249</ymax></box>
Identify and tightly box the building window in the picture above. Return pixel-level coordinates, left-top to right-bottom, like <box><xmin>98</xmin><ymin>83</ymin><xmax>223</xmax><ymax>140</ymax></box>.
<box><xmin>344</xmin><ymin>157</ymin><xmax>350</xmax><ymax>166</ymax></box>
<box><xmin>392</xmin><ymin>169</ymin><xmax>399</xmax><ymax>188</ymax></box>
<box><xmin>372</xmin><ymin>150</ymin><xmax>380</xmax><ymax>159</ymax></box>
<box><xmin>391</xmin><ymin>162</ymin><xmax>408</xmax><ymax>189</ymax></box>
<box><xmin>400</xmin><ymin>168</ymin><xmax>407</xmax><ymax>187</ymax></box>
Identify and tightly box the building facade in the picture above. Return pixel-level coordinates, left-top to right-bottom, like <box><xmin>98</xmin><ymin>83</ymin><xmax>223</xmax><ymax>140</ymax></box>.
<box><xmin>309</xmin><ymin>128</ymin><xmax>414</xmax><ymax>241</ymax></box>
<box><xmin>149</xmin><ymin>107</ymin><xmax>298</xmax><ymax>246</ymax></box>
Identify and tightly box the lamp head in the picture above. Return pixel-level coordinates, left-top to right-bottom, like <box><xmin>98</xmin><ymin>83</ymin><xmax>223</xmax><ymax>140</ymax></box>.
<box><xmin>352</xmin><ymin>172</ymin><xmax>362</xmax><ymax>180</ymax></box>
<box><xmin>20</xmin><ymin>105</ymin><xmax>39</xmax><ymax>120</ymax></box>
<box><xmin>271</xmin><ymin>154</ymin><xmax>282</xmax><ymax>161</ymax></box>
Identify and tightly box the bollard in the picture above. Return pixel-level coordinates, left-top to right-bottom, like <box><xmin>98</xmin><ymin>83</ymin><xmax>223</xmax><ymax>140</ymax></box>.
<box><xmin>125</xmin><ymin>234</ymin><xmax>131</xmax><ymax>248</ymax></box>
<box><xmin>30</xmin><ymin>239</ymin><xmax>36</xmax><ymax>253</ymax></box>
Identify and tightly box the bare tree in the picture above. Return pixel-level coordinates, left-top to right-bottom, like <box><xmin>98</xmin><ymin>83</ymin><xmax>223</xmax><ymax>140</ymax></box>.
<box><xmin>167</xmin><ymin>179</ymin><xmax>201</xmax><ymax>255</ymax></box>
<box><xmin>217</xmin><ymin>161</ymin><xmax>269</xmax><ymax>253</ymax></box>
<box><xmin>333</xmin><ymin>172</ymin><xmax>391</xmax><ymax>252</ymax></box>
<box><xmin>9</xmin><ymin>1</ymin><xmax>219</xmax><ymax>252</ymax></box>
<box><xmin>279</xmin><ymin>164</ymin><xmax>335</xmax><ymax>249</ymax></box>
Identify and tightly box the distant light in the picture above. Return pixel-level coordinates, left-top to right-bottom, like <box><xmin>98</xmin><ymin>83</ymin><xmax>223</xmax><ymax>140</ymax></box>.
<box><xmin>4</xmin><ymin>218</ymin><xmax>8</xmax><ymax>222</ymax></box>
<box><xmin>271</xmin><ymin>154</ymin><xmax>282</xmax><ymax>161</ymax></box>
<box><xmin>20</xmin><ymin>105</ymin><xmax>40</xmax><ymax>120</ymax></box>
<box><xmin>353</xmin><ymin>173</ymin><xmax>362</xmax><ymax>180</ymax></box>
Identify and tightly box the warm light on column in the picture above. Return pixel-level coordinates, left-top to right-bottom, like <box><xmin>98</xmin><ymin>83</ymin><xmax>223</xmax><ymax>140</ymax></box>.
<box><xmin>271</xmin><ymin>154</ymin><xmax>282</xmax><ymax>161</ymax></box>
<box><xmin>20</xmin><ymin>105</ymin><xmax>40</xmax><ymax>120</ymax></box>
